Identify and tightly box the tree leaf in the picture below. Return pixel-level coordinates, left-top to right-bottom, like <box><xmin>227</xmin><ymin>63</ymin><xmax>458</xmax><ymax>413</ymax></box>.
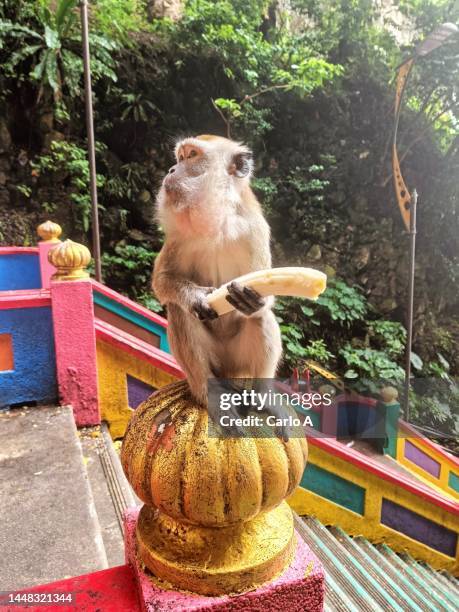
<box><xmin>344</xmin><ymin>369</ymin><xmax>359</xmax><ymax>379</ymax></box>
<box><xmin>30</xmin><ymin>54</ymin><xmax>47</xmax><ymax>81</ymax></box>
<box><xmin>437</xmin><ymin>352</ymin><xmax>450</xmax><ymax>371</ymax></box>
<box><xmin>44</xmin><ymin>25</ymin><xmax>60</xmax><ymax>50</ymax></box>
<box><xmin>56</xmin><ymin>0</ymin><xmax>78</xmax><ymax>33</ymax></box>
<box><xmin>410</xmin><ymin>352</ymin><xmax>423</xmax><ymax>371</ymax></box>
<box><xmin>45</xmin><ymin>51</ymin><xmax>59</xmax><ymax>93</ymax></box>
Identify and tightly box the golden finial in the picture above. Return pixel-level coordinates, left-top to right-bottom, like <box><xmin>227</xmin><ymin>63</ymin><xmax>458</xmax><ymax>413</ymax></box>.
<box><xmin>381</xmin><ymin>386</ymin><xmax>399</xmax><ymax>404</ymax></box>
<box><xmin>37</xmin><ymin>220</ymin><xmax>62</xmax><ymax>243</ymax></box>
<box><xmin>48</xmin><ymin>239</ymin><xmax>91</xmax><ymax>281</ymax></box>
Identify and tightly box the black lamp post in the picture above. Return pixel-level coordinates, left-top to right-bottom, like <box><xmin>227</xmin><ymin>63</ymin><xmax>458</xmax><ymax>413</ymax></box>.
<box><xmin>79</xmin><ymin>0</ymin><xmax>102</xmax><ymax>282</ymax></box>
<box><xmin>392</xmin><ymin>22</ymin><xmax>458</xmax><ymax>421</ymax></box>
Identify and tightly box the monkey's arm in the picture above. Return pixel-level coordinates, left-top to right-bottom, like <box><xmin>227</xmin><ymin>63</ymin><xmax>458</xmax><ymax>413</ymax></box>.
<box><xmin>152</xmin><ymin>244</ymin><xmax>218</xmax><ymax>320</ymax></box>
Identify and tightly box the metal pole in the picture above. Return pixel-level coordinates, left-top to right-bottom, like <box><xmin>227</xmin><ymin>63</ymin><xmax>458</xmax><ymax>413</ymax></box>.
<box><xmin>80</xmin><ymin>0</ymin><xmax>102</xmax><ymax>282</ymax></box>
<box><xmin>392</xmin><ymin>59</ymin><xmax>416</xmax><ymax>421</ymax></box>
<box><xmin>403</xmin><ymin>189</ymin><xmax>417</xmax><ymax>421</ymax></box>
<box><xmin>392</xmin><ymin>24</ymin><xmax>458</xmax><ymax>420</ymax></box>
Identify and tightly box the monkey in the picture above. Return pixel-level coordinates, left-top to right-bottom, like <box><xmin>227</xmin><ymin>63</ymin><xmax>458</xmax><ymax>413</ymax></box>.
<box><xmin>152</xmin><ymin>134</ymin><xmax>286</xmax><ymax>434</ymax></box>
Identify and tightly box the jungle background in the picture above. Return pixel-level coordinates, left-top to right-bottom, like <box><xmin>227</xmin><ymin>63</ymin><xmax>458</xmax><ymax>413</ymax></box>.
<box><xmin>0</xmin><ymin>0</ymin><xmax>458</xmax><ymax>438</ymax></box>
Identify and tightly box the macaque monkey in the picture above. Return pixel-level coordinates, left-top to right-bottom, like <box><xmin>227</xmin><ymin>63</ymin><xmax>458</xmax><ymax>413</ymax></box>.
<box><xmin>152</xmin><ymin>135</ymin><xmax>282</xmax><ymax>416</ymax></box>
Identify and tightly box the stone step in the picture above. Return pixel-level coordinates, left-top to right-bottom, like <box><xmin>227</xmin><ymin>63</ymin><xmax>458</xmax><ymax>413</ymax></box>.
<box><xmin>79</xmin><ymin>423</ymin><xmax>140</xmax><ymax>568</ymax></box>
<box><xmin>0</xmin><ymin>405</ymin><xmax>107</xmax><ymax>590</ymax></box>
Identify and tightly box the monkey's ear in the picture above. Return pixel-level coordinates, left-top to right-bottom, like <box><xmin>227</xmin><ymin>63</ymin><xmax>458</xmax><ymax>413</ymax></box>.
<box><xmin>229</xmin><ymin>152</ymin><xmax>253</xmax><ymax>178</ymax></box>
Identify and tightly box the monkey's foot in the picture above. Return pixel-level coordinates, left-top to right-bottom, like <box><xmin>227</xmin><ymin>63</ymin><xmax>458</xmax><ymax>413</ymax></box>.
<box><xmin>225</xmin><ymin>281</ymin><xmax>265</xmax><ymax>316</ymax></box>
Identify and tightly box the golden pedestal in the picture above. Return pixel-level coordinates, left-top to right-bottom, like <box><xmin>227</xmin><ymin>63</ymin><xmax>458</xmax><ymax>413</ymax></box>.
<box><xmin>121</xmin><ymin>380</ymin><xmax>308</xmax><ymax>596</ymax></box>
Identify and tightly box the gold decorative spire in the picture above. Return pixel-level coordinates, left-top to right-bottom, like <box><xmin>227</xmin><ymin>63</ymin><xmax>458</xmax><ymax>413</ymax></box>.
<box><xmin>381</xmin><ymin>386</ymin><xmax>399</xmax><ymax>404</ymax></box>
<box><xmin>48</xmin><ymin>239</ymin><xmax>91</xmax><ymax>281</ymax></box>
<box><xmin>37</xmin><ymin>220</ymin><xmax>62</xmax><ymax>243</ymax></box>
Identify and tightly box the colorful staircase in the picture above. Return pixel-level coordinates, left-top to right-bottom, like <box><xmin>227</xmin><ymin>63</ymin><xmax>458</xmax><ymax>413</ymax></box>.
<box><xmin>2</xmin><ymin>227</ymin><xmax>459</xmax><ymax>607</ymax></box>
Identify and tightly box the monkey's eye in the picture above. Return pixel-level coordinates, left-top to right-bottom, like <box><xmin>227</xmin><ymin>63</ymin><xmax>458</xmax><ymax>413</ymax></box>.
<box><xmin>188</xmin><ymin>149</ymin><xmax>198</xmax><ymax>158</ymax></box>
<box><xmin>178</xmin><ymin>154</ymin><xmax>184</xmax><ymax>162</ymax></box>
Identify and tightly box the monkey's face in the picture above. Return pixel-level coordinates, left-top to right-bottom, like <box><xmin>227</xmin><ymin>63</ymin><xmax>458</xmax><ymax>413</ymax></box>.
<box><xmin>158</xmin><ymin>135</ymin><xmax>253</xmax><ymax>215</ymax></box>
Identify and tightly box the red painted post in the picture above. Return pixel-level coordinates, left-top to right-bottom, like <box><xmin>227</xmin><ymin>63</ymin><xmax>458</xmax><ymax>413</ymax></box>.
<box><xmin>49</xmin><ymin>240</ymin><xmax>100</xmax><ymax>426</ymax></box>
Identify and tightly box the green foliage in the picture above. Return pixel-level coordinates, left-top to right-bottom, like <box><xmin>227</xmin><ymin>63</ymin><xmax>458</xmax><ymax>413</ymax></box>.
<box><xmin>251</xmin><ymin>176</ymin><xmax>278</xmax><ymax>213</ymax></box>
<box><xmin>152</xmin><ymin>0</ymin><xmax>343</xmax><ymax>140</ymax></box>
<box><xmin>275</xmin><ymin>277</ymin><xmax>406</xmax><ymax>388</ymax></box>
<box><xmin>315</xmin><ymin>279</ymin><xmax>367</xmax><ymax>327</ymax></box>
<box><xmin>409</xmin><ymin>348</ymin><xmax>459</xmax><ymax>437</ymax></box>
<box><xmin>93</xmin><ymin>0</ymin><xmax>150</xmax><ymax>43</ymax></box>
<box><xmin>101</xmin><ymin>244</ymin><xmax>161</xmax><ymax>311</ymax></box>
<box><xmin>0</xmin><ymin>0</ymin><xmax>117</xmax><ymax>102</ymax></box>
<box><xmin>31</xmin><ymin>140</ymin><xmax>105</xmax><ymax>231</ymax></box>
<box><xmin>120</xmin><ymin>93</ymin><xmax>158</xmax><ymax>123</ymax></box>
<box><xmin>339</xmin><ymin>344</ymin><xmax>405</xmax><ymax>383</ymax></box>
<box><xmin>16</xmin><ymin>184</ymin><xmax>32</xmax><ymax>198</ymax></box>
<box><xmin>303</xmin><ymin>339</ymin><xmax>335</xmax><ymax>365</ymax></box>
<box><xmin>368</xmin><ymin>320</ymin><xmax>406</xmax><ymax>359</ymax></box>
<box><xmin>103</xmin><ymin>161</ymin><xmax>151</xmax><ymax>202</ymax></box>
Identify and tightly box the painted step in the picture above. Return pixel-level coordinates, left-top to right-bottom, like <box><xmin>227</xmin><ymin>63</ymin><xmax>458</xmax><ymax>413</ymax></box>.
<box><xmin>329</xmin><ymin>526</ymin><xmax>425</xmax><ymax>612</ymax></box>
<box><xmin>437</xmin><ymin>569</ymin><xmax>459</xmax><ymax>593</ymax></box>
<box><xmin>377</xmin><ymin>543</ymin><xmax>456</xmax><ymax>611</ymax></box>
<box><xmin>353</xmin><ymin>536</ymin><xmax>439</xmax><ymax>611</ymax></box>
<box><xmin>5</xmin><ymin>564</ymin><xmax>141</xmax><ymax>611</ymax></box>
<box><xmin>399</xmin><ymin>553</ymin><xmax>459</xmax><ymax>609</ymax></box>
<box><xmin>307</xmin><ymin>517</ymin><xmax>406</xmax><ymax>611</ymax></box>
<box><xmin>296</xmin><ymin>515</ymin><xmax>384</xmax><ymax>611</ymax></box>
<box><xmin>0</xmin><ymin>405</ymin><xmax>107</xmax><ymax>591</ymax></box>
<box><xmin>296</xmin><ymin>514</ymin><xmax>459</xmax><ymax>611</ymax></box>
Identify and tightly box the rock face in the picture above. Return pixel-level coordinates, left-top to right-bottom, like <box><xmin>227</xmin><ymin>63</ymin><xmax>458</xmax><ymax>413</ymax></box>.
<box><xmin>147</xmin><ymin>0</ymin><xmax>183</xmax><ymax>21</ymax></box>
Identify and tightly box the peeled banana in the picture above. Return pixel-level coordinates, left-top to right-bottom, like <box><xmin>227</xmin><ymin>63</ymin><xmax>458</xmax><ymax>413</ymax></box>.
<box><xmin>206</xmin><ymin>267</ymin><xmax>327</xmax><ymax>316</ymax></box>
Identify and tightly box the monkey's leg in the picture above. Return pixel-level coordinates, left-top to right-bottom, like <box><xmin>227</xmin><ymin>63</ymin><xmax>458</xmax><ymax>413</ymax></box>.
<box><xmin>224</xmin><ymin>312</ymin><xmax>291</xmax><ymax>440</ymax></box>
<box><xmin>225</xmin><ymin>310</ymin><xmax>282</xmax><ymax>379</ymax></box>
<box><xmin>167</xmin><ymin>305</ymin><xmax>219</xmax><ymax>407</ymax></box>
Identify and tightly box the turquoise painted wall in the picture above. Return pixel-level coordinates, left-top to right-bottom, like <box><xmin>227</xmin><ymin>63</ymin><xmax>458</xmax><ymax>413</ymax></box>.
<box><xmin>93</xmin><ymin>290</ymin><xmax>169</xmax><ymax>352</ymax></box>
<box><xmin>300</xmin><ymin>462</ymin><xmax>366</xmax><ymax>515</ymax></box>
<box><xmin>448</xmin><ymin>471</ymin><xmax>459</xmax><ymax>494</ymax></box>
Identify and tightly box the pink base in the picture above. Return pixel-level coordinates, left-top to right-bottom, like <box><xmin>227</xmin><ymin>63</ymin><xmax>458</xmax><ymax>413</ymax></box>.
<box><xmin>38</xmin><ymin>241</ymin><xmax>58</xmax><ymax>289</ymax></box>
<box><xmin>124</xmin><ymin>507</ymin><xmax>325</xmax><ymax>612</ymax></box>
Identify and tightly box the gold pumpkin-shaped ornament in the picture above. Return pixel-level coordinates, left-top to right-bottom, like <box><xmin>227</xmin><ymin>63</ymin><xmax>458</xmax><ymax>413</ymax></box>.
<box><xmin>48</xmin><ymin>239</ymin><xmax>91</xmax><ymax>281</ymax></box>
<box><xmin>121</xmin><ymin>380</ymin><xmax>308</xmax><ymax>595</ymax></box>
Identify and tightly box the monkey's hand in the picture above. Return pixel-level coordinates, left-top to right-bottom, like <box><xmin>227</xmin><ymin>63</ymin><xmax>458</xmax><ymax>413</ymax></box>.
<box><xmin>225</xmin><ymin>282</ymin><xmax>266</xmax><ymax>317</ymax></box>
<box><xmin>191</xmin><ymin>286</ymin><xmax>219</xmax><ymax>321</ymax></box>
